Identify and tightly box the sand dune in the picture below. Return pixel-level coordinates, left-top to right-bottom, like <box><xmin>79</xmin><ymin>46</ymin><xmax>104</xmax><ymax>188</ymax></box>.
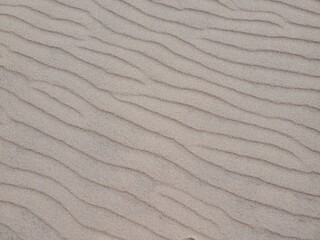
<box><xmin>0</xmin><ymin>0</ymin><xmax>320</xmax><ymax>239</ymax></box>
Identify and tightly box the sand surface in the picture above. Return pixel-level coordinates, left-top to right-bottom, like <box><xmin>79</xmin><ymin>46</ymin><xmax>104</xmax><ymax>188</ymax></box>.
<box><xmin>0</xmin><ymin>0</ymin><xmax>320</xmax><ymax>239</ymax></box>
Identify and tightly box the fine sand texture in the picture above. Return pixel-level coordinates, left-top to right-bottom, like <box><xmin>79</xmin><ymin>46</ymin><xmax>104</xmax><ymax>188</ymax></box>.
<box><xmin>0</xmin><ymin>0</ymin><xmax>320</xmax><ymax>239</ymax></box>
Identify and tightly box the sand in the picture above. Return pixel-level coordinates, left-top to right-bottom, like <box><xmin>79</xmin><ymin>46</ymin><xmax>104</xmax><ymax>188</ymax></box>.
<box><xmin>0</xmin><ymin>0</ymin><xmax>320</xmax><ymax>239</ymax></box>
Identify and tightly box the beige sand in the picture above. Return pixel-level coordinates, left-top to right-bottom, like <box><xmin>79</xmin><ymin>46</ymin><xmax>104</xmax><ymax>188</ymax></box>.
<box><xmin>0</xmin><ymin>0</ymin><xmax>320</xmax><ymax>239</ymax></box>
